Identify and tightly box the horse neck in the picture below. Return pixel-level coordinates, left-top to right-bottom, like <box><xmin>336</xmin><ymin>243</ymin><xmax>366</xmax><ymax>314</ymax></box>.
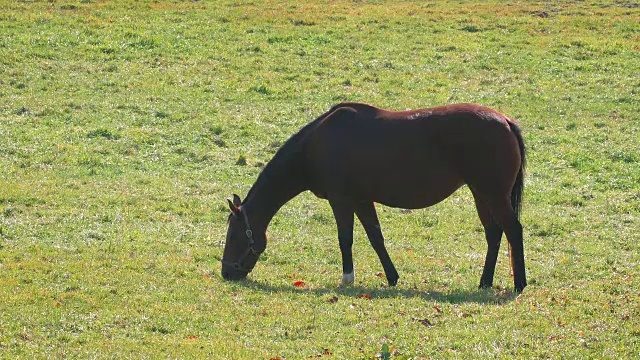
<box><xmin>242</xmin><ymin>162</ymin><xmax>306</xmax><ymax>232</ymax></box>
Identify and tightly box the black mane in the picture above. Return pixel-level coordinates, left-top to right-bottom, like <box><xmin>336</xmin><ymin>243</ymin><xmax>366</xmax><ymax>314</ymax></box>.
<box><xmin>243</xmin><ymin>107</ymin><xmax>336</xmax><ymax>204</ymax></box>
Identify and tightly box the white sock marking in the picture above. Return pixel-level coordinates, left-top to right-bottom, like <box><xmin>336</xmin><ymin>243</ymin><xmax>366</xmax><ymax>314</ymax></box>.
<box><xmin>342</xmin><ymin>271</ymin><xmax>355</xmax><ymax>285</ymax></box>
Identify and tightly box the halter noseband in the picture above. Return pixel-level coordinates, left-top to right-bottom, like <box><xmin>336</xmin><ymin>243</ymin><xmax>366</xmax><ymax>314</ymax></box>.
<box><xmin>221</xmin><ymin>210</ymin><xmax>261</xmax><ymax>273</ymax></box>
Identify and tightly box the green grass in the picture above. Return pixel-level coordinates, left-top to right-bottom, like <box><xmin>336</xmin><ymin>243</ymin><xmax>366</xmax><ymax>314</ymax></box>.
<box><xmin>1</xmin><ymin>0</ymin><xmax>638</xmax><ymax>358</ymax></box>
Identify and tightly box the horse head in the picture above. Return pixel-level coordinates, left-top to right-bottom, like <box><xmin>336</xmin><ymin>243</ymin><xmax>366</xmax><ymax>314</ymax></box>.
<box><xmin>221</xmin><ymin>194</ymin><xmax>265</xmax><ymax>281</ymax></box>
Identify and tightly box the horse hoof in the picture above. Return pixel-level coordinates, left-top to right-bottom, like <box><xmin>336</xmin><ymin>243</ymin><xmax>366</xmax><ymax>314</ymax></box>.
<box><xmin>341</xmin><ymin>272</ymin><xmax>355</xmax><ymax>286</ymax></box>
<box><xmin>514</xmin><ymin>280</ymin><xmax>527</xmax><ymax>293</ymax></box>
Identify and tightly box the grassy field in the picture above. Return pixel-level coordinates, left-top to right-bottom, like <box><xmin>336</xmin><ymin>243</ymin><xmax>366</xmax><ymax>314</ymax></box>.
<box><xmin>1</xmin><ymin>0</ymin><xmax>638</xmax><ymax>358</ymax></box>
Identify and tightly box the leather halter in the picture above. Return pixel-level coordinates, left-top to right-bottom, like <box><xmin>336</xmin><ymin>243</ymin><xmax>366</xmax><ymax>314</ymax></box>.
<box><xmin>221</xmin><ymin>210</ymin><xmax>261</xmax><ymax>273</ymax></box>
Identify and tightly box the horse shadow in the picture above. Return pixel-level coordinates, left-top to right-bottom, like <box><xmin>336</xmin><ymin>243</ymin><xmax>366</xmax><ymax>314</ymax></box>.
<box><xmin>230</xmin><ymin>278</ymin><xmax>518</xmax><ymax>305</ymax></box>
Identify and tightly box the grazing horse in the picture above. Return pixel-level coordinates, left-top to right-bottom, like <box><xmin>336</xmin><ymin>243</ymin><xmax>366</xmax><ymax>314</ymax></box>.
<box><xmin>222</xmin><ymin>102</ymin><xmax>527</xmax><ymax>292</ymax></box>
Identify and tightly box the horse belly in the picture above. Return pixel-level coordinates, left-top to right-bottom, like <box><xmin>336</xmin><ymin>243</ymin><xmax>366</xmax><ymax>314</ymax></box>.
<box><xmin>351</xmin><ymin>158</ymin><xmax>464</xmax><ymax>209</ymax></box>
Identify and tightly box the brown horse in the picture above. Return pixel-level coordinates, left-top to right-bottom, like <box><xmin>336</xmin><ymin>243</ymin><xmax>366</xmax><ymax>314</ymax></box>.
<box><xmin>222</xmin><ymin>102</ymin><xmax>527</xmax><ymax>292</ymax></box>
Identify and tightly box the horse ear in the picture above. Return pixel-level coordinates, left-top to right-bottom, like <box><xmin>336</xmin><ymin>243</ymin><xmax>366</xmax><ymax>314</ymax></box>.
<box><xmin>227</xmin><ymin>198</ymin><xmax>239</xmax><ymax>215</ymax></box>
<box><xmin>232</xmin><ymin>194</ymin><xmax>242</xmax><ymax>208</ymax></box>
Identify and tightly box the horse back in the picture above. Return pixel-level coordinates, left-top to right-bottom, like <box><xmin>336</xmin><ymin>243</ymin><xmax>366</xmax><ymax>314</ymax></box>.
<box><xmin>304</xmin><ymin>103</ymin><xmax>522</xmax><ymax>207</ymax></box>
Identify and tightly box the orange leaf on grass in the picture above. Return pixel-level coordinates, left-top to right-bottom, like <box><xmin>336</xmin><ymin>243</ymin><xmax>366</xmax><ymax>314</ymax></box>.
<box><xmin>293</xmin><ymin>281</ymin><xmax>306</xmax><ymax>288</ymax></box>
<box><xmin>308</xmin><ymin>349</ymin><xmax>333</xmax><ymax>358</ymax></box>
<box><xmin>359</xmin><ymin>294</ymin><xmax>372</xmax><ymax>300</ymax></box>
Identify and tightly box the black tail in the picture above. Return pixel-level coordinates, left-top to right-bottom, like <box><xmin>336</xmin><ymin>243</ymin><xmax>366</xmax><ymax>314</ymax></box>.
<box><xmin>507</xmin><ymin>120</ymin><xmax>526</xmax><ymax>220</ymax></box>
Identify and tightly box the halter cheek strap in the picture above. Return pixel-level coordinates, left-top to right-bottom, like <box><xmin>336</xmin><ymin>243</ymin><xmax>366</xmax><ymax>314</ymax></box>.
<box><xmin>242</xmin><ymin>211</ymin><xmax>254</xmax><ymax>242</ymax></box>
<box><xmin>221</xmin><ymin>211</ymin><xmax>261</xmax><ymax>273</ymax></box>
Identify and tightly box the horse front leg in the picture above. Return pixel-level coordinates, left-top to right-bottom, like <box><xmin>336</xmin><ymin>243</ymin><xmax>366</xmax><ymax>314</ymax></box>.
<box><xmin>329</xmin><ymin>200</ymin><xmax>356</xmax><ymax>285</ymax></box>
<box><xmin>355</xmin><ymin>202</ymin><xmax>399</xmax><ymax>286</ymax></box>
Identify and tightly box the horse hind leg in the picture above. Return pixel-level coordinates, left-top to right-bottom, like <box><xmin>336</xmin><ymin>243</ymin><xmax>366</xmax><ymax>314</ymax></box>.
<box><xmin>472</xmin><ymin>191</ymin><xmax>504</xmax><ymax>289</ymax></box>
<box><xmin>484</xmin><ymin>196</ymin><xmax>527</xmax><ymax>292</ymax></box>
<box><xmin>480</xmin><ymin>223</ymin><xmax>504</xmax><ymax>289</ymax></box>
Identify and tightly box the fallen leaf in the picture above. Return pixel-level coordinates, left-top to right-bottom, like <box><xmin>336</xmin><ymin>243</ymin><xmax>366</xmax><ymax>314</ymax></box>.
<box><xmin>556</xmin><ymin>320</ymin><xmax>566</xmax><ymax>327</ymax></box>
<box><xmin>328</xmin><ymin>296</ymin><xmax>338</xmax><ymax>304</ymax></box>
<box><xmin>418</xmin><ymin>318</ymin><xmax>433</xmax><ymax>327</ymax></box>
<box><xmin>433</xmin><ymin>305</ymin><xmax>443</xmax><ymax>313</ymax></box>
<box><xmin>376</xmin><ymin>272</ymin><xmax>384</xmax><ymax>278</ymax></box>
<box><xmin>186</xmin><ymin>336</ymin><xmax>198</xmax><ymax>342</ymax></box>
<box><xmin>359</xmin><ymin>294</ymin><xmax>372</xmax><ymax>300</ymax></box>
<box><xmin>293</xmin><ymin>281</ymin><xmax>306</xmax><ymax>288</ymax></box>
<box><xmin>201</xmin><ymin>271</ymin><xmax>213</xmax><ymax>279</ymax></box>
<box><xmin>579</xmin><ymin>338</ymin><xmax>587</xmax><ymax>347</ymax></box>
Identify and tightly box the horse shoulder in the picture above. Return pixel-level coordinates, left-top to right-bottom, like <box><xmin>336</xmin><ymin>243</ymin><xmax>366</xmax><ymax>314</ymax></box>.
<box><xmin>316</xmin><ymin>106</ymin><xmax>364</xmax><ymax>132</ymax></box>
<box><xmin>304</xmin><ymin>106</ymin><xmax>367</xmax><ymax>163</ymax></box>
<box><xmin>331</xmin><ymin>101</ymin><xmax>379</xmax><ymax>112</ymax></box>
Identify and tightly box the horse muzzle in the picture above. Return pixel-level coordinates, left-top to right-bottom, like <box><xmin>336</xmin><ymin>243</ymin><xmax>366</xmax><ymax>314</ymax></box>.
<box><xmin>221</xmin><ymin>267</ymin><xmax>248</xmax><ymax>281</ymax></box>
<box><xmin>221</xmin><ymin>259</ymin><xmax>253</xmax><ymax>281</ymax></box>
